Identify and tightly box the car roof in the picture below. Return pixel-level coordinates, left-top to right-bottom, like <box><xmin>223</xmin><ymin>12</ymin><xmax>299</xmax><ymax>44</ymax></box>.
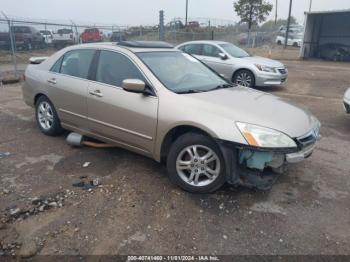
<box><xmin>69</xmin><ymin>41</ymin><xmax>180</xmax><ymax>54</ymax></box>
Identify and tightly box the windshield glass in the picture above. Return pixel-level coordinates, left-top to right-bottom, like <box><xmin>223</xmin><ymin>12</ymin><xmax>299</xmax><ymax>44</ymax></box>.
<box><xmin>219</xmin><ymin>43</ymin><xmax>250</xmax><ymax>58</ymax></box>
<box><xmin>138</xmin><ymin>51</ymin><xmax>228</xmax><ymax>93</ymax></box>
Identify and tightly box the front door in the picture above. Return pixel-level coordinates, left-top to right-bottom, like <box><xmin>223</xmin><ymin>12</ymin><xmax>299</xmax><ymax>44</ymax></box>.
<box><xmin>87</xmin><ymin>50</ymin><xmax>158</xmax><ymax>156</ymax></box>
<box><xmin>198</xmin><ymin>44</ymin><xmax>233</xmax><ymax>80</ymax></box>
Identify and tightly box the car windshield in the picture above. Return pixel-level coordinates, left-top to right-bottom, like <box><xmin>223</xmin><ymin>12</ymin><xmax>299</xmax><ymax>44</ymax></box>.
<box><xmin>138</xmin><ymin>51</ymin><xmax>229</xmax><ymax>94</ymax></box>
<box><xmin>219</xmin><ymin>43</ymin><xmax>250</xmax><ymax>58</ymax></box>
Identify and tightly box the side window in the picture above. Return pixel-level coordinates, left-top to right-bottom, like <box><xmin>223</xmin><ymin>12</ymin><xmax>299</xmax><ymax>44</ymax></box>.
<box><xmin>183</xmin><ymin>44</ymin><xmax>201</xmax><ymax>55</ymax></box>
<box><xmin>202</xmin><ymin>44</ymin><xmax>221</xmax><ymax>58</ymax></box>
<box><xmin>50</xmin><ymin>56</ymin><xmax>64</xmax><ymax>73</ymax></box>
<box><xmin>60</xmin><ymin>49</ymin><xmax>95</xmax><ymax>79</ymax></box>
<box><xmin>96</xmin><ymin>50</ymin><xmax>145</xmax><ymax>87</ymax></box>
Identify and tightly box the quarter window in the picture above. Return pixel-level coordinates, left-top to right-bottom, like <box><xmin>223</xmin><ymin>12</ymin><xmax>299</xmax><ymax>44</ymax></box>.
<box><xmin>96</xmin><ymin>50</ymin><xmax>145</xmax><ymax>87</ymax></box>
<box><xmin>202</xmin><ymin>44</ymin><xmax>221</xmax><ymax>57</ymax></box>
<box><xmin>50</xmin><ymin>56</ymin><xmax>63</xmax><ymax>73</ymax></box>
<box><xmin>60</xmin><ymin>49</ymin><xmax>95</xmax><ymax>79</ymax></box>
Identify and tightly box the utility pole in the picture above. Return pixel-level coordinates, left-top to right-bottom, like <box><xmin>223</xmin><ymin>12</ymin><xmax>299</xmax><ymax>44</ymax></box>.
<box><xmin>275</xmin><ymin>0</ymin><xmax>278</xmax><ymax>24</ymax></box>
<box><xmin>284</xmin><ymin>0</ymin><xmax>293</xmax><ymax>49</ymax></box>
<box><xmin>309</xmin><ymin>0</ymin><xmax>312</xmax><ymax>12</ymax></box>
<box><xmin>185</xmin><ymin>0</ymin><xmax>189</xmax><ymax>27</ymax></box>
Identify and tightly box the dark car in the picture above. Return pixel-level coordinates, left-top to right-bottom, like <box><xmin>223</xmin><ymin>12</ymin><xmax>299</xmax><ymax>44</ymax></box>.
<box><xmin>0</xmin><ymin>26</ymin><xmax>45</xmax><ymax>50</ymax></box>
<box><xmin>110</xmin><ymin>31</ymin><xmax>126</xmax><ymax>42</ymax></box>
<box><xmin>319</xmin><ymin>43</ymin><xmax>350</xmax><ymax>62</ymax></box>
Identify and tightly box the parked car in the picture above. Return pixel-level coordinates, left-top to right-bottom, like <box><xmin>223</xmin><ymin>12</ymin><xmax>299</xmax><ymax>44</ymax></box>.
<box><xmin>187</xmin><ymin>21</ymin><xmax>200</xmax><ymax>28</ymax></box>
<box><xmin>319</xmin><ymin>43</ymin><xmax>350</xmax><ymax>62</ymax></box>
<box><xmin>0</xmin><ymin>26</ymin><xmax>45</xmax><ymax>50</ymax></box>
<box><xmin>40</xmin><ymin>30</ymin><xmax>53</xmax><ymax>46</ymax></box>
<box><xmin>110</xmin><ymin>31</ymin><xmax>126</xmax><ymax>42</ymax></box>
<box><xmin>276</xmin><ymin>33</ymin><xmax>303</xmax><ymax>47</ymax></box>
<box><xmin>177</xmin><ymin>40</ymin><xmax>288</xmax><ymax>87</ymax></box>
<box><xmin>167</xmin><ymin>20</ymin><xmax>184</xmax><ymax>30</ymax></box>
<box><xmin>52</xmin><ymin>28</ymin><xmax>79</xmax><ymax>48</ymax></box>
<box><xmin>22</xmin><ymin>41</ymin><xmax>320</xmax><ymax>193</ymax></box>
<box><xmin>80</xmin><ymin>28</ymin><xmax>103</xmax><ymax>43</ymax></box>
<box><xmin>344</xmin><ymin>88</ymin><xmax>350</xmax><ymax>113</ymax></box>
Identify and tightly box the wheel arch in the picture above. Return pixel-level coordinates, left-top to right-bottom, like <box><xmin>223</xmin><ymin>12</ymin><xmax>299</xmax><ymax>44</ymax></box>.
<box><xmin>159</xmin><ymin>125</ymin><xmax>217</xmax><ymax>164</ymax></box>
<box><xmin>232</xmin><ymin>68</ymin><xmax>256</xmax><ymax>83</ymax></box>
<box><xmin>33</xmin><ymin>93</ymin><xmax>48</xmax><ymax>106</ymax></box>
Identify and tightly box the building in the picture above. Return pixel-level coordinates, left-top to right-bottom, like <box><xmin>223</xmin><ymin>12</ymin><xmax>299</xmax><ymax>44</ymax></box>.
<box><xmin>301</xmin><ymin>10</ymin><xmax>350</xmax><ymax>60</ymax></box>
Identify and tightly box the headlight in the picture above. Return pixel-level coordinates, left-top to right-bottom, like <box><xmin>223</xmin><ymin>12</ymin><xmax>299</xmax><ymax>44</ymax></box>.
<box><xmin>236</xmin><ymin>122</ymin><xmax>297</xmax><ymax>148</ymax></box>
<box><xmin>255</xmin><ymin>64</ymin><xmax>276</xmax><ymax>73</ymax></box>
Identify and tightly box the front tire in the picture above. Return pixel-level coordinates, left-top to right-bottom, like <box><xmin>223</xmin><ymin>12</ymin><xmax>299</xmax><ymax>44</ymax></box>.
<box><xmin>233</xmin><ymin>69</ymin><xmax>255</xmax><ymax>88</ymax></box>
<box><xmin>167</xmin><ymin>133</ymin><xmax>226</xmax><ymax>193</ymax></box>
<box><xmin>35</xmin><ymin>96</ymin><xmax>64</xmax><ymax>136</ymax></box>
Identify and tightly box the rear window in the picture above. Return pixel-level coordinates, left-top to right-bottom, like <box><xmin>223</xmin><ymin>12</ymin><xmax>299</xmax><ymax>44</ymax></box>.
<box><xmin>12</xmin><ymin>27</ymin><xmax>30</xmax><ymax>33</ymax></box>
<box><xmin>181</xmin><ymin>44</ymin><xmax>201</xmax><ymax>55</ymax></box>
<box><xmin>57</xmin><ymin>29</ymin><xmax>73</xmax><ymax>34</ymax></box>
<box><xmin>40</xmin><ymin>30</ymin><xmax>51</xmax><ymax>35</ymax></box>
<box><xmin>85</xmin><ymin>28</ymin><xmax>98</xmax><ymax>33</ymax></box>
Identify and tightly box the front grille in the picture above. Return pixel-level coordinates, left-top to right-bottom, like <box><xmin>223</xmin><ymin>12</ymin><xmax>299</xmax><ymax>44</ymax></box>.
<box><xmin>278</xmin><ymin>68</ymin><xmax>287</xmax><ymax>74</ymax></box>
<box><xmin>297</xmin><ymin>124</ymin><xmax>321</xmax><ymax>149</ymax></box>
<box><xmin>298</xmin><ymin>133</ymin><xmax>316</xmax><ymax>147</ymax></box>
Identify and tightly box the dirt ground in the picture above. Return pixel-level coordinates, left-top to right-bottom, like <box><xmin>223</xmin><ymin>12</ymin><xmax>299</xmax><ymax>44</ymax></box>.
<box><xmin>0</xmin><ymin>58</ymin><xmax>350</xmax><ymax>257</ymax></box>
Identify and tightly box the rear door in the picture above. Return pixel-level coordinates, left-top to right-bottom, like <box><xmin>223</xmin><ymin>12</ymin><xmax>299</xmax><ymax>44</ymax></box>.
<box><xmin>180</xmin><ymin>43</ymin><xmax>202</xmax><ymax>60</ymax></box>
<box><xmin>47</xmin><ymin>49</ymin><xmax>96</xmax><ymax>130</ymax></box>
<box><xmin>86</xmin><ymin>50</ymin><xmax>158</xmax><ymax>156</ymax></box>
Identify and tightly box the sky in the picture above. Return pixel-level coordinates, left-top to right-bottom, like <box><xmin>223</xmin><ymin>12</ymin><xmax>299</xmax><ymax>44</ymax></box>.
<box><xmin>1</xmin><ymin>0</ymin><xmax>349</xmax><ymax>26</ymax></box>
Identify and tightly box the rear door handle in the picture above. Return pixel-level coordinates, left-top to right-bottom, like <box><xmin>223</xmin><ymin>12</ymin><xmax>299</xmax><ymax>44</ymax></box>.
<box><xmin>47</xmin><ymin>78</ymin><xmax>56</xmax><ymax>84</ymax></box>
<box><xmin>89</xmin><ymin>90</ymin><xmax>103</xmax><ymax>98</ymax></box>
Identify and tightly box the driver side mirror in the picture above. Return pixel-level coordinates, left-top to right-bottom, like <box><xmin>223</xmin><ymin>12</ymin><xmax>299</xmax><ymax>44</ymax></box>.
<box><xmin>122</xmin><ymin>79</ymin><xmax>146</xmax><ymax>93</ymax></box>
<box><xmin>218</xmin><ymin>53</ymin><xmax>228</xmax><ymax>60</ymax></box>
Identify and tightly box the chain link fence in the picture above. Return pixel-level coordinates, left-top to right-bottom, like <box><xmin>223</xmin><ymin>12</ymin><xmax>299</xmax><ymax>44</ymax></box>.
<box><xmin>0</xmin><ymin>14</ymin><xmax>293</xmax><ymax>81</ymax></box>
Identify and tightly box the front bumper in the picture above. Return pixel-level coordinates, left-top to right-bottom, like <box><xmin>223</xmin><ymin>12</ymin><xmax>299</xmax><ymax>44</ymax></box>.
<box><xmin>286</xmin><ymin>144</ymin><xmax>316</xmax><ymax>163</ymax></box>
<box><xmin>255</xmin><ymin>70</ymin><xmax>288</xmax><ymax>87</ymax></box>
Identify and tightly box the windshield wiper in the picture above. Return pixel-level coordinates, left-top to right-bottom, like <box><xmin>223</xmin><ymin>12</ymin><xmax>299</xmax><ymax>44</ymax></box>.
<box><xmin>176</xmin><ymin>90</ymin><xmax>201</xmax><ymax>94</ymax></box>
<box><xmin>209</xmin><ymin>84</ymin><xmax>234</xmax><ymax>91</ymax></box>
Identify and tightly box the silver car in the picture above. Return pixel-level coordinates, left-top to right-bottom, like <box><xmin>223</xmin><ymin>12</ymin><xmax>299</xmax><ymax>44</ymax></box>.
<box><xmin>22</xmin><ymin>41</ymin><xmax>320</xmax><ymax>193</ymax></box>
<box><xmin>177</xmin><ymin>40</ymin><xmax>288</xmax><ymax>87</ymax></box>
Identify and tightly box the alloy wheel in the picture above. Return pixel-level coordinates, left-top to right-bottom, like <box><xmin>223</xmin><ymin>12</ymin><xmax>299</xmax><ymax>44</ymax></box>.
<box><xmin>37</xmin><ymin>101</ymin><xmax>54</xmax><ymax>130</ymax></box>
<box><xmin>235</xmin><ymin>72</ymin><xmax>252</xmax><ymax>87</ymax></box>
<box><xmin>176</xmin><ymin>145</ymin><xmax>220</xmax><ymax>187</ymax></box>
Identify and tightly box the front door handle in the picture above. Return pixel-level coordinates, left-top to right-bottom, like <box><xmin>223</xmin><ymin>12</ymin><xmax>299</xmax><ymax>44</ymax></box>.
<box><xmin>89</xmin><ymin>89</ymin><xmax>103</xmax><ymax>98</ymax></box>
<box><xmin>47</xmin><ymin>78</ymin><xmax>56</xmax><ymax>84</ymax></box>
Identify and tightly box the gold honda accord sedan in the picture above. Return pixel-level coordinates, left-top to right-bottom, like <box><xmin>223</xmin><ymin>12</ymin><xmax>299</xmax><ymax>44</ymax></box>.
<box><xmin>22</xmin><ymin>41</ymin><xmax>320</xmax><ymax>193</ymax></box>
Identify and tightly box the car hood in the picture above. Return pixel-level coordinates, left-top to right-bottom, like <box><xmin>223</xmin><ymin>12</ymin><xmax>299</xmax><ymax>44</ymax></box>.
<box><xmin>242</xmin><ymin>56</ymin><xmax>285</xmax><ymax>68</ymax></box>
<box><xmin>185</xmin><ymin>87</ymin><xmax>317</xmax><ymax>138</ymax></box>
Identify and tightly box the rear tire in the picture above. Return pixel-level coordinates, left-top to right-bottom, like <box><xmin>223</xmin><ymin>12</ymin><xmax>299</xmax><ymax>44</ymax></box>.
<box><xmin>35</xmin><ymin>96</ymin><xmax>64</xmax><ymax>136</ymax></box>
<box><xmin>166</xmin><ymin>133</ymin><xmax>226</xmax><ymax>193</ymax></box>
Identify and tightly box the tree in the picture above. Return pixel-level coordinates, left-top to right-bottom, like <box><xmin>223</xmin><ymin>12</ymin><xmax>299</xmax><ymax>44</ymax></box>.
<box><xmin>234</xmin><ymin>0</ymin><xmax>273</xmax><ymax>46</ymax></box>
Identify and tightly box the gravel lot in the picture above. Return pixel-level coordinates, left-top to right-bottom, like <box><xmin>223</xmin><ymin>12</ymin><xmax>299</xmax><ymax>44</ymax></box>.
<box><xmin>0</xmin><ymin>59</ymin><xmax>350</xmax><ymax>257</ymax></box>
